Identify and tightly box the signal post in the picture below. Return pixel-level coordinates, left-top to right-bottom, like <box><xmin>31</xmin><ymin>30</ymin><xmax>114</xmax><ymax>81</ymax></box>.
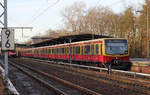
<box><xmin>0</xmin><ymin>0</ymin><xmax>32</xmax><ymax>89</ymax></box>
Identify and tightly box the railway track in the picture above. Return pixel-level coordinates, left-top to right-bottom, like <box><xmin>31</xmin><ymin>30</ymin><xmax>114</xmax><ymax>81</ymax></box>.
<box><xmin>9</xmin><ymin>58</ymin><xmax>150</xmax><ymax>95</ymax></box>
<box><xmin>31</xmin><ymin>57</ymin><xmax>150</xmax><ymax>81</ymax></box>
<box><xmin>9</xmin><ymin>58</ymin><xmax>101</xmax><ymax>95</ymax></box>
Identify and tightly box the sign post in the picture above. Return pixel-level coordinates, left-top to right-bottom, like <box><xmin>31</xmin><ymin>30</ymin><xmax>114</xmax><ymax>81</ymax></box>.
<box><xmin>3</xmin><ymin>0</ymin><xmax>9</xmax><ymax>89</ymax></box>
<box><xmin>0</xmin><ymin>0</ymin><xmax>32</xmax><ymax>90</ymax></box>
<box><xmin>1</xmin><ymin>28</ymin><xmax>14</xmax><ymax>88</ymax></box>
<box><xmin>2</xmin><ymin>29</ymin><xmax>15</xmax><ymax>51</ymax></box>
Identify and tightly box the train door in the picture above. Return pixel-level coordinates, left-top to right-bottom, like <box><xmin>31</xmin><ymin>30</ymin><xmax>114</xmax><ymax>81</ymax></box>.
<box><xmin>100</xmin><ymin>43</ymin><xmax>103</xmax><ymax>56</ymax></box>
<box><xmin>95</xmin><ymin>44</ymin><xmax>100</xmax><ymax>62</ymax></box>
<box><xmin>64</xmin><ymin>47</ymin><xmax>67</xmax><ymax>60</ymax></box>
<box><xmin>91</xmin><ymin>44</ymin><xmax>95</xmax><ymax>62</ymax></box>
<box><xmin>48</xmin><ymin>48</ymin><xmax>51</xmax><ymax>59</ymax></box>
<box><xmin>66</xmin><ymin>47</ymin><xmax>69</xmax><ymax>61</ymax></box>
<box><xmin>81</xmin><ymin>45</ymin><xmax>84</xmax><ymax>62</ymax></box>
<box><xmin>69</xmin><ymin>46</ymin><xmax>72</xmax><ymax>62</ymax></box>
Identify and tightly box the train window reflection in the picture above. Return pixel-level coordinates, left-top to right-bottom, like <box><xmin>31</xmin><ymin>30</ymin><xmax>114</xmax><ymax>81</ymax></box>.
<box><xmin>105</xmin><ymin>40</ymin><xmax>128</xmax><ymax>55</ymax></box>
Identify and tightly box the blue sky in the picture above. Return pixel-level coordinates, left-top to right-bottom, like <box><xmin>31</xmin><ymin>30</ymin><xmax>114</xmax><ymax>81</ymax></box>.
<box><xmin>5</xmin><ymin>0</ymin><xmax>144</xmax><ymax>42</ymax></box>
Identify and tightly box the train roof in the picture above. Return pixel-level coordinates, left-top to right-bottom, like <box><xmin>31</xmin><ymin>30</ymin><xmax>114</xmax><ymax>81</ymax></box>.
<box><xmin>31</xmin><ymin>34</ymin><xmax>112</xmax><ymax>47</ymax></box>
<box><xmin>25</xmin><ymin>38</ymin><xmax>127</xmax><ymax>50</ymax></box>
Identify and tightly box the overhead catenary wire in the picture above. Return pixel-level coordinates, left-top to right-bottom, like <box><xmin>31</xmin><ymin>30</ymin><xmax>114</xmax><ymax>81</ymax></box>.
<box><xmin>28</xmin><ymin>0</ymin><xmax>60</xmax><ymax>25</ymax></box>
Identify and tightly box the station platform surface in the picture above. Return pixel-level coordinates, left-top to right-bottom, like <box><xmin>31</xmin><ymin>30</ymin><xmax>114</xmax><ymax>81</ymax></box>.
<box><xmin>130</xmin><ymin>58</ymin><xmax>150</xmax><ymax>73</ymax></box>
<box><xmin>0</xmin><ymin>71</ymin><xmax>7</xmax><ymax>95</ymax></box>
<box><xmin>130</xmin><ymin>58</ymin><xmax>150</xmax><ymax>66</ymax></box>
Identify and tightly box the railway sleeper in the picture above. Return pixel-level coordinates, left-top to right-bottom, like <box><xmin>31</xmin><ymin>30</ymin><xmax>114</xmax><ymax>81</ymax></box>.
<box><xmin>106</xmin><ymin>75</ymin><xmax>150</xmax><ymax>88</ymax></box>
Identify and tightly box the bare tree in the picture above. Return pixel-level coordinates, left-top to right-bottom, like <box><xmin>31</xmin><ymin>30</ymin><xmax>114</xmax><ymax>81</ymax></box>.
<box><xmin>61</xmin><ymin>2</ymin><xmax>86</xmax><ymax>34</ymax></box>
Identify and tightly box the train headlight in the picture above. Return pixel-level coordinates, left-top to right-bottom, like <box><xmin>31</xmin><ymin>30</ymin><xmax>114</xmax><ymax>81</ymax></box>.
<box><xmin>112</xmin><ymin>59</ymin><xmax>121</xmax><ymax>65</ymax></box>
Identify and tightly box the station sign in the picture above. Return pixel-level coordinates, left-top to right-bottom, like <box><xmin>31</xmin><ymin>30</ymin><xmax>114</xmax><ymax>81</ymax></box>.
<box><xmin>1</xmin><ymin>28</ymin><xmax>15</xmax><ymax>51</ymax></box>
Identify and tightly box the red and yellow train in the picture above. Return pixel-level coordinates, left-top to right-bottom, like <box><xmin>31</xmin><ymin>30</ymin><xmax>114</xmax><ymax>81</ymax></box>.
<box><xmin>18</xmin><ymin>38</ymin><xmax>131</xmax><ymax>70</ymax></box>
<box><xmin>8</xmin><ymin>50</ymin><xmax>17</xmax><ymax>57</ymax></box>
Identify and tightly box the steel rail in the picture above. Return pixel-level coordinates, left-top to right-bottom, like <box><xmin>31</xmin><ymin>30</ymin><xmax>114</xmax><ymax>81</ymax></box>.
<box><xmin>9</xmin><ymin>62</ymin><xmax>68</xmax><ymax>95</ymax></box>
<box><xmin>9</xmin><ymin>60</ymin><xmax>101</xmax><ymax>95</ymax></box>
<box><xmin>29</xmin><ymin>59</ymin><xmax>150</xmax><ymax>94</ymax></box>
<box><xmin>11</xmin><ymin>58</ymin><xmax>150</xmax><ymax>95</ymax></box>
<box><xmin>30</xmin><ymin>58</ymin><xmax>150</xmax><ymax>78</ymax></box>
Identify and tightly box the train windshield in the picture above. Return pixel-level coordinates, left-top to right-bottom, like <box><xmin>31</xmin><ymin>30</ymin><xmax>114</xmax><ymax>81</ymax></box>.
<box><xmin>105</xmin><ymin>39</ymin><xmax>128</xmax><ymax>55</ymax></box>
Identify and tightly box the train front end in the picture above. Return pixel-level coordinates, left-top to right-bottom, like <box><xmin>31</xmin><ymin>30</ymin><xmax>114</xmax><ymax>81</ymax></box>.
<box><xmin>103</xmin><ymin>39</ymin><xmax>131</xmax><ymax>70</ymax></box>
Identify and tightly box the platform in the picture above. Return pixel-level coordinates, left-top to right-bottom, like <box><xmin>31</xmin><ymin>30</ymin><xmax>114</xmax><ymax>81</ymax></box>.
<box><xmin>130</xmin><ymin>58</ymin><xmax>150</xmax><ymax>74</ymax></box>
<box><xmin>130</xmin><ymin>58</ymin><xmax>150</xmax><ymax>66</ymax></box>
<box><xmin>0</xmin><ymin>70</ymin><xmax>7</xmax><ymax>95</ymax></box>
<box><xmin>0</xmin><ymin>59</ymin><xmax>19</xmax><ymax>95</ymax></box>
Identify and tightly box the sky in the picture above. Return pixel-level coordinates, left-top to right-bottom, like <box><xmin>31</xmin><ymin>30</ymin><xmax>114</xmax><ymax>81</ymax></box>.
<box><xmin>3</xmin><ymin>0</ymin><xmax>145</xmax><ymax>43</ymax></box>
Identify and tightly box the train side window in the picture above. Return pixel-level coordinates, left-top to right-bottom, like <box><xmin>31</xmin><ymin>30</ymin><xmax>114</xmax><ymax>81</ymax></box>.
<box><xmin>73</xmin><ymin>46</ymin><xmax>76</xmax><ymax>55</ymax></box>
<box><xmin>44</xmin><ymin>48</ymin><xmax>46</xmax><ymax>55</ymax></box>
<box><xmin>36</xmin><ymin>49</ymin><xmax>37</xmax><ymax>55</ymax></box>
<box><xmin>46</xmin><ymin>49</ymin><xmax>48</xmax><ymax>54</ymax></box>
<box><xmin>54</xmin><ymin>49</ymin><xmax>55</xmax><ymax>54</ymax></box>
<box><xmin>54</xmin><ymin>48</ymin><xmax>55</xmax><ymax>54</ymax></box>
<box><xmin>96</xmin><ymin>44</ymin><xmax>99</xmax><ymax>55</ymax></box>
<box><xmin>46</xmin><ymin>49</ymin><xmax>48</xmax><ymax>55</ymax></box>
<box><xmin>100</xmin><ymin>44</ymin><xmax>102</xmax><ymax>55</ymax></box>
<box><xmin>66</xmin><ymin>47</ymin><xmax>67</xmax><ymax>55</ymax></box>
<box><xmin>34</xmin><ymin>49</ymin><xmax>35</xmax><ymax>54</ymax></box>
<box><xmin>55</xmin><ymin>48</ymin><xmax>56</xmax><ymax>54</ymax></box>
<box><xmin>65</xmin><ymin>47</ymin><xmax>67</xmax><ymax>54</ymax></box>
<box><xmin>47</xmin><ymin>49</ymin><xmax>48</xmax><ymax>55</ymax></box>
<box><xmin>42</xmin><ymin>49</ymin><xmax>44</xmax><ymax>55</ymax></box>
<box><xmin>53</xmin><ymin>49</ymin><xmax>56</xmax><ymax>54</ymax></box>
<box><xmin>52</xmin><ymin>48</ymin><xmax>54</xmax><ymax>54</ymax></box>
<box><xmin>64</xmin><ymin>48</ymin><xmax>66</xmax><ymax>55</ymax></box>
<box><xmin>44</xmin><ymin>49</ymin><xmax>45</xmax><ymax>54</ymax></box>
<box><xmin>55</xmin><ymin>48</ymin><xmax>57</xmax><ymax>55</ymax></box>
<box><xmin>56</xmin><ymin>48</ymin><xmax>58</xmax><ymax>55</ymax></box>
<box><xmin>76</xmin><ymin>46</ymin><xmax>80</xmax><ymax>55</ymax></box>
<box><xmin>60</xmin><ymin>48</ymin><xmax>62</xmax><ymax>54</ymax></box>
<box><xmin>64</xmin><ymin>47</ymin><xmax>67</xmax><ymax>55</ymax></box>
<box><xmin>67</xmin><ymin>47</ymin><xmax>69</xmax><ymax>55</ymax></box>
<box><xmin>91</xmin><ymin>45</ymin><xmax>94</xmax><ymax>55</ymax></box>
<box><xmin>60</xmin><ymin>48</ymin><xmax>61</xmax><ymax>54</ymax></box>
<box><xmin>62</xmin><ymin>48</ymin><xmax>64</xmax><ymax>55</ymax></box>
<box><xmin>49</xmin><ymin>48</ymin><xmax>51</xmax><ymax>54</ymax></box>
<box><xmin>60</xmin><ymin>48</ymin><xmax>61</xmax><ymax>55</ymax></box>
<box><xmin>57</xmin><ymin>48</ymin><xmax>59</xmax><ymax>54</ymax></box>
<box><xmin>85</xmin><ymin>45</ymin><xmax>90</xmax><ymax>55</ymax></box>
<box><xmin>38</xmin><ymin>49</ymin><xmax>39</xmax><ymax>55</ymax></box>
<box><xmin>81</xmin><ymin>46</ymin><xmax>84</xmax><ymax>55</ymax></box>
<box><xmin>43</xmin><ymin>49</ymin><xmax>44</xmax><ymax>55</ymax></box>
<box><xmin>61</xmin><ymin>48</ymin><xmax>63</xmax><ymax>55</ymax></box>
<box><xmin>70</xmin><ymin>47</ymin><xmax>72</xmax><ymax>55</ymax></box>
<box><xmin>72</xmin><ymin>47</ymin><xmax>74</xmax><ymax>55</ymax></box>
<box><xmin>41</xmin><ymin>49</ymin><xmax>43</xmax><ymax>55</ymax></box>
<box><xmin>46</xmin><ymin>48</ymin><xmax>48</xmax><ymax>55</ymax></box>
<box><xmin>41</xmin><ymin>49</ymin><xmax>42</xmax><ymax>55</ymax></box>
